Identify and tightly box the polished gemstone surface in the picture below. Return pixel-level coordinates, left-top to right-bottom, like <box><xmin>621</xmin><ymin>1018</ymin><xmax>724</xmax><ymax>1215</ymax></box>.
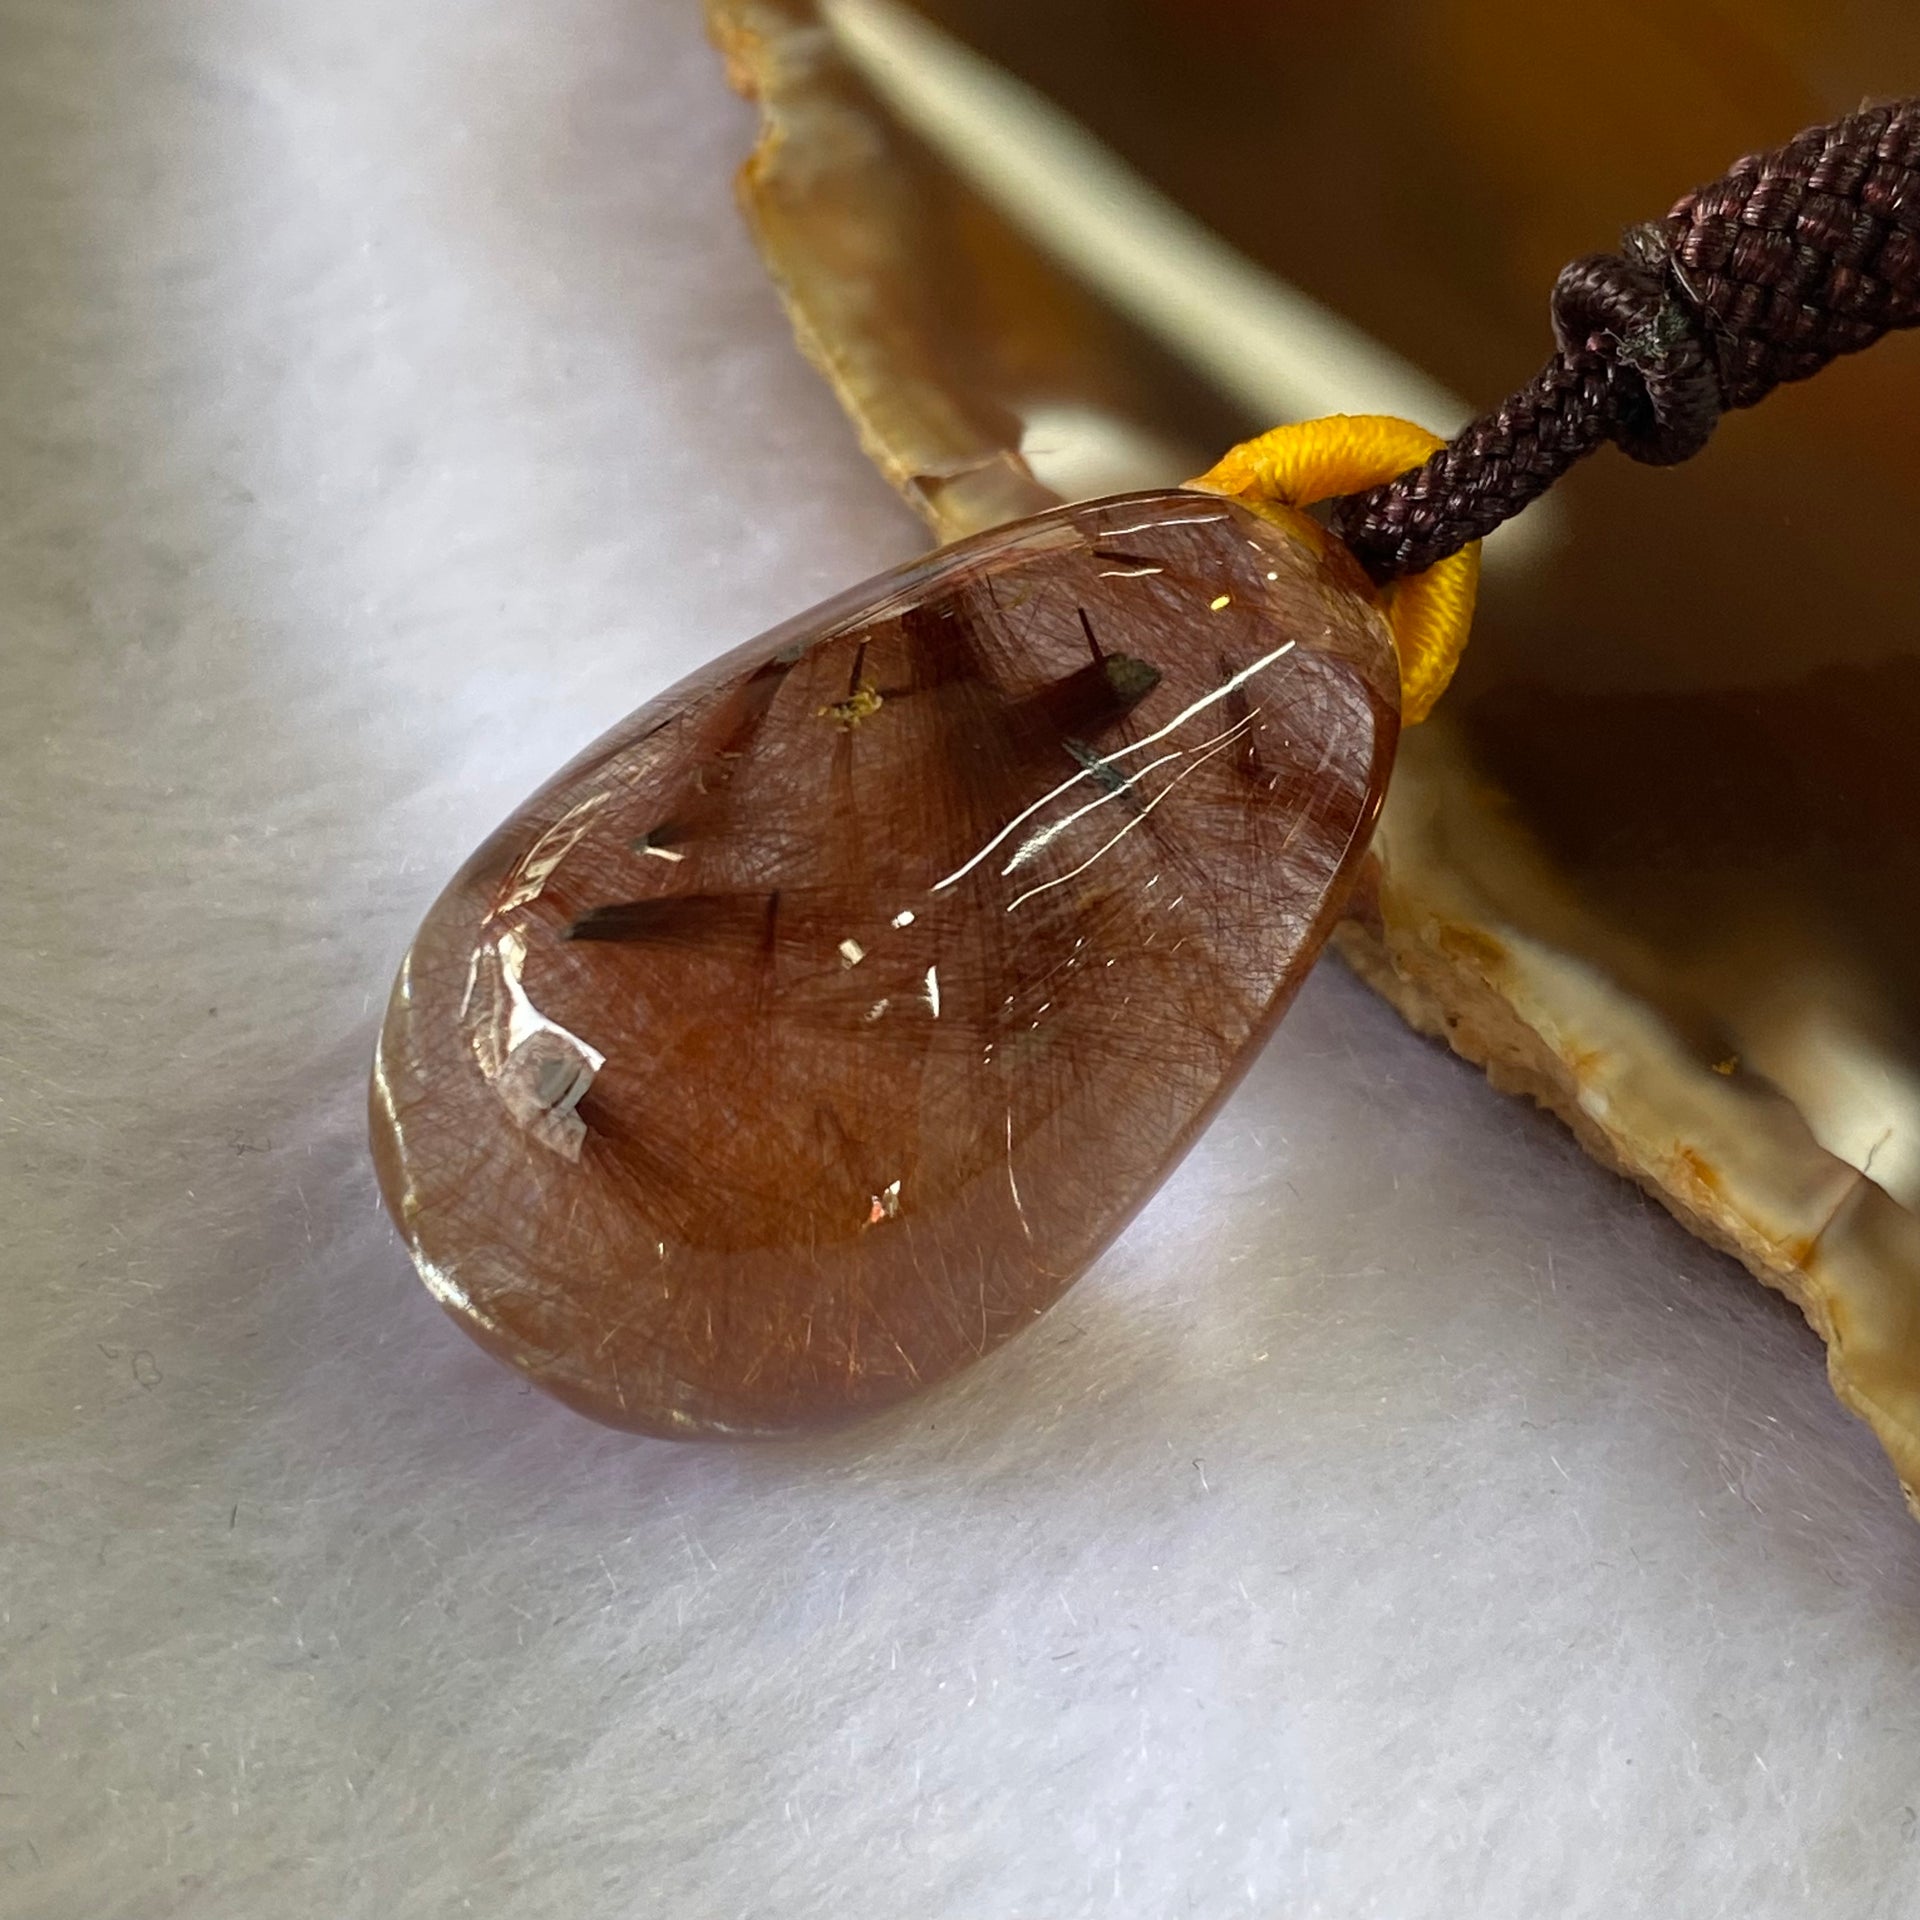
<box><xmin>370</xmin><ymin>492</ymin><xmax>1396</xmax><ymax>1433</ymax></box>
<box><xmin>708</xmin><ymin>0</ymin><xmax>1920</xmax><ymax>1504</ymax></box>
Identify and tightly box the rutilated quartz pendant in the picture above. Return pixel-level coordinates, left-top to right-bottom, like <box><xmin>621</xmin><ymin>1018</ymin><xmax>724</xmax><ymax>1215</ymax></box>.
<box><xmin>706</xmin><ymin>0</ymin><xmax>1920</xmax><ymax>1507</ymax></box>
<box><xmin>370</xmin><ymin>491</ymin><xmax>1397</xmax><ymax>1434</ymax></box>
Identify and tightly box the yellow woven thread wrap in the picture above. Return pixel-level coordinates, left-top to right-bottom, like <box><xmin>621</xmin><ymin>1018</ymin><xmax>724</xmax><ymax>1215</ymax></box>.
<box><xmin>1191</xmin><ymin>416</ymin><xmax>1481</xmax><ymax>724</ymax></box>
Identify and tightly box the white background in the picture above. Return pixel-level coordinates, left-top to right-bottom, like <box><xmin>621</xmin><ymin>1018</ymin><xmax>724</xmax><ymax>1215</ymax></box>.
<box><xmin>6</xmin><ymin>3</ymin><xmax>1920</xmax><ymax>1916</ymax></box>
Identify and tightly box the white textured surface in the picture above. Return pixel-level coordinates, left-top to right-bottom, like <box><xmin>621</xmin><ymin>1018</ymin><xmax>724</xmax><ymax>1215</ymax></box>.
<box><xmin>6</xmin><ymin>4</ymin><xmax>1920</xmax><ymax>1916</ymax></box>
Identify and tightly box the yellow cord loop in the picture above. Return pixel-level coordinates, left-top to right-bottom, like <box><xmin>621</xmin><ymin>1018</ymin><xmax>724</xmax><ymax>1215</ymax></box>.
<box><xmin>1191</xmin><ymin>416</ymin><xmax>1480</xmax><ymax>725</ymax></box>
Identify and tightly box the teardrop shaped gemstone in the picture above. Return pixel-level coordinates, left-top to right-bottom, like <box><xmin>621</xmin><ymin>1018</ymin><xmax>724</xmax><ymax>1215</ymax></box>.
<box><xmin>370</xmin><ymin>491</ymin><xmax>1398</xmax><ymax>1435</ymax></box>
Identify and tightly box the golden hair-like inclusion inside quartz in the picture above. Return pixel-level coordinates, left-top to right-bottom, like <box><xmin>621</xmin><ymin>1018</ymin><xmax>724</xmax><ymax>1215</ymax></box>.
<box><xmin>371</xmin><ymin>493</ymin><xmax>1397</xmax><ymax>1434</ymax></box>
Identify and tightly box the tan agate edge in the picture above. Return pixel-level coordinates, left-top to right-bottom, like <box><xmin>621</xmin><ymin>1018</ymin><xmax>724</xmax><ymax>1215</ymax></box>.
<box><xmin>1338</xmin><ymin>741</ymin><xmax>1920</xmax><ymax>1519</ymax></box>
<box><xmin>705</xmin><ymin>0</ymin><xmax>1920</xmax><ymax>1512</ymax></box>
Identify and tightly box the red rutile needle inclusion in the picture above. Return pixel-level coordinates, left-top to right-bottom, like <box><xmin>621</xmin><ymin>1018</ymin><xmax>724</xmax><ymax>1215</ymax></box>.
<box><xmin>370</xmin><ymin>492</ymin><xmax>1398</xmax><ymax>1434</ymax></box>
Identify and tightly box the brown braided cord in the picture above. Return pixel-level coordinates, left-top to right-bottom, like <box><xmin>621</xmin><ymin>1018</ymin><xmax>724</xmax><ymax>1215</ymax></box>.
<box><xmin>1329</xmin><ymin>98</ymin><xmax>1920</xmax><ymax>585</ymax></box>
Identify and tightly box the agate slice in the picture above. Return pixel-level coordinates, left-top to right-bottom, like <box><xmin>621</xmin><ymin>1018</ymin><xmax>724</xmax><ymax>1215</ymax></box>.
<box><xmin>705</xmin><ymin>0</ymin><xmax>1920</xmax><ymax>1508</ymax></box>
<box><xmin>372</xmin><ymin>494</ymin><xmax>1396</xmax><ymax>1433</ymax></box>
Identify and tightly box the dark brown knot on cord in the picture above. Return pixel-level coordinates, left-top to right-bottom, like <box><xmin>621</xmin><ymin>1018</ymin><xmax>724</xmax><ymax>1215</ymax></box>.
<box><xmin>1330</xmin><ymin>97</ymin><xmax>1920</xmax><ymax>586</ymax></box>
<box><xmin>1549</xmin><ymin>237</ymin><xmax>1723</xmax><ymax>467</ymax></box>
